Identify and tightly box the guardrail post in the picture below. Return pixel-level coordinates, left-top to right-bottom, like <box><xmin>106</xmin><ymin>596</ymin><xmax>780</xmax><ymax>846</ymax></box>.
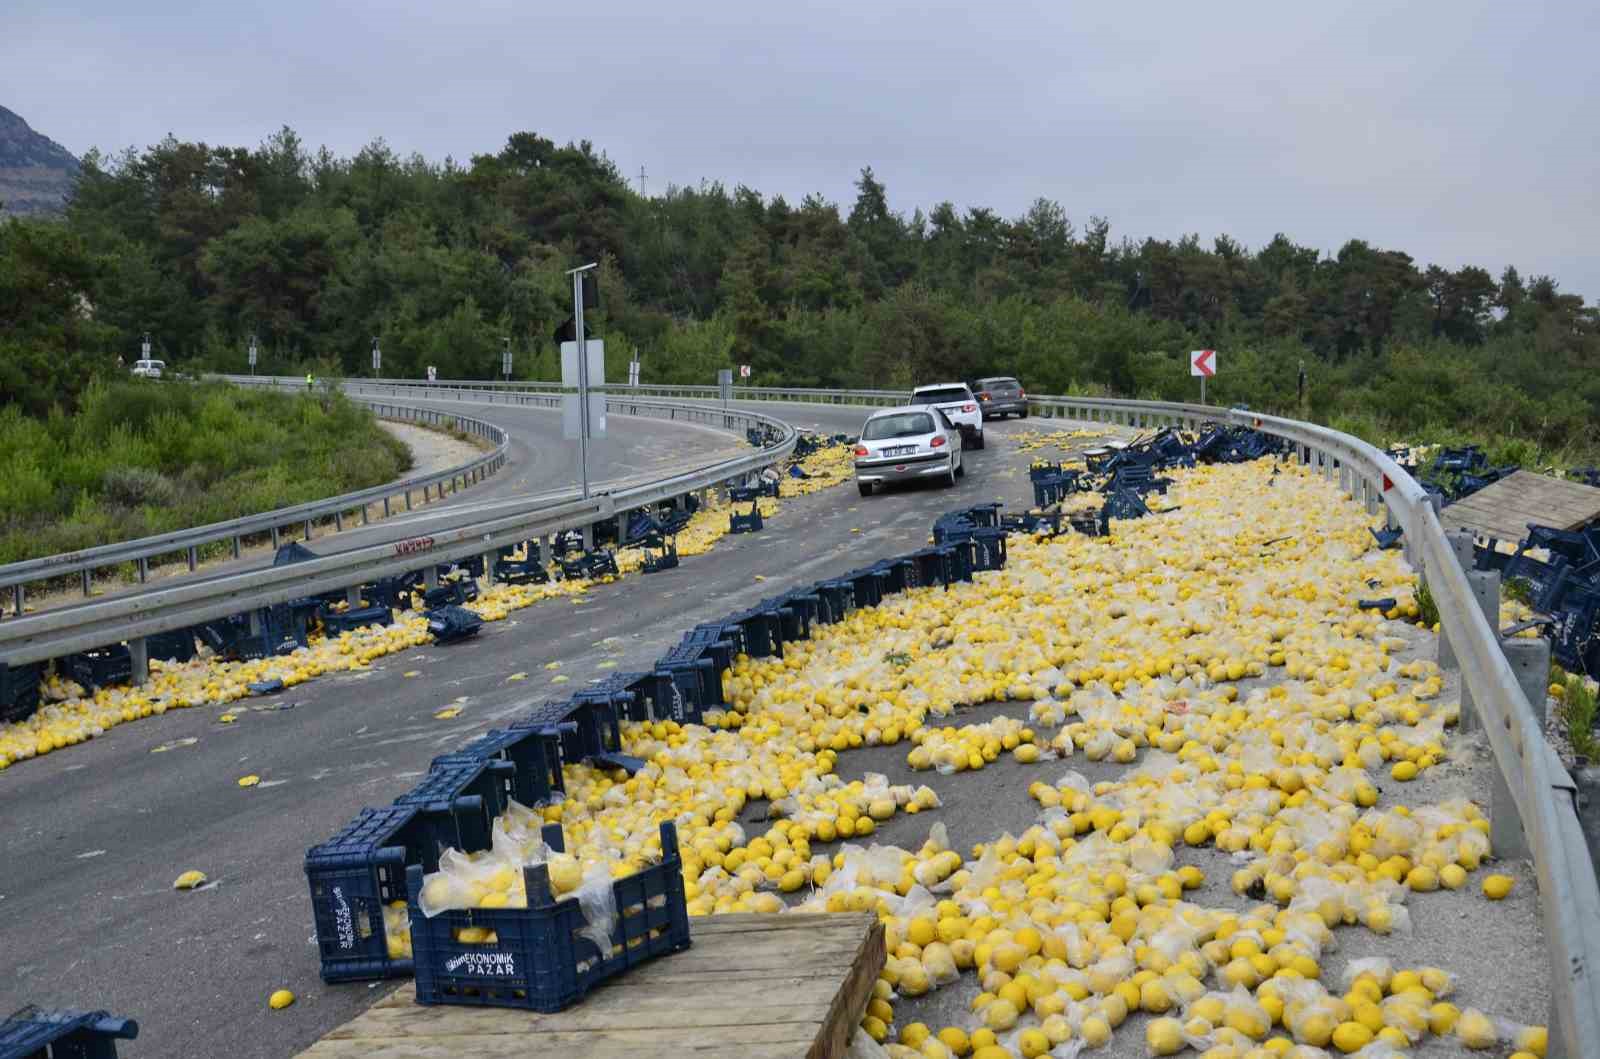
<box><xmin>187</xmin><ymin>546</ymin><xmax>198</xmax><ymax>572</ymax></box>
<box><xmin>127</xmin><ymin>636</ymin><xmax>149</xmax><ymax>686</ymax></box>
<box><xmin>248</xmin><ymin>609</ymin><xmax>263</xmax><ymax>637</ymax></box>
<box><xmin>481</xmin><ymin>550</ymin><xmax>497</xmax><ymax>586</ymax></box>
<box><xmin>303</xmin><ymin>519</ymin><xmax>314</xmax><ymax>541</ymax></box>
<box><xmin>81</xmin><ymin>570</ymin><xmax>91</xmax><ymax>597</ymax></box>
<box><xmin>615</xmin><ymin>512</ymin><xmax>628</xmax><ymax>545</ymax></box>
<box><xmin>271</xmin><ymin>526</ymin><xmax>281</xmax><ymax>550</ymax></box>
<box><xmin>581</xmin><ymin>523</ymin><xmax>594</xmax><ymax>551</ymax></box>
<box><xmin>423</xmin><ymin>565</ymin><xmax>439</xmax><ymax>590</ymax></box>
<box><xmin>137</xmin><ymin>557</ymin><xmax>149</xmax><ymax>584</ymax></box>
<box><xmin>12</xmin><ymin>584</ymin><xmax>23</xmax><ymax>616</ymax></box>
<box><xmin>1491</xmin><ymin>636</ymin><xmax>1551</xmax><ymax>860</ymax></box>
<box><xmin>346</xmin><ymin>585</ymin><xmax>363</xmax><ymax>607</ymax></box>
<box><xmin>232</xmin><ymin>536</ymin><xmax>242</xmax><ymax>559</ymax></box>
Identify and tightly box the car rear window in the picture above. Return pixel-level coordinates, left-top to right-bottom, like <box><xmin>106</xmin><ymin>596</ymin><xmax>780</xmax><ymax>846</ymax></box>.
<box><xmin>911</xmin><ymin>387</ymin><xmax>970</xmax><ymax>404</ymax></box>
<box><xmin>980</xmin><ymin>378</ymin><xmax>1019</xmax><ymax>391</ymax></box>
<box><xmin>862</xmin><ymin>412</ymin><xmax>935</xmax><ymax>440</ymax></box>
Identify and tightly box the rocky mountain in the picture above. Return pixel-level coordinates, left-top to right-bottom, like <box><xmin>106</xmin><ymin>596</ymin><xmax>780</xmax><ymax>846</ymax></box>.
<box><xmin>0</xmin><ymin>105</ymin><xmax>80</xmax><ymax>217</ymax></box>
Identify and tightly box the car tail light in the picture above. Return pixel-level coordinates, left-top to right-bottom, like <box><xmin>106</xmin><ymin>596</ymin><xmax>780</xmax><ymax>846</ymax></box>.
<box><xmin>979</xmin><ymin>392</ymin><xmax>991</xmax><ymax>400</ymax></box>
<box><xmin>930</xmin><ymin>435</ymin><xmax>947</xmax><ymax>448</ymax></box>
<box><xmin>853</xmin><ymin>445</ymin><xmax>868</xmax><ymax>457</ymax></box>
<box><xmin>1019</xmin><ymin>389</ymin><xmax>1026</xmax><ymax>398</ymax></box>
<box><xmin>962</xmin><ymin>403</ymin><xmax>976</xmax><ymax>413</ymax></box>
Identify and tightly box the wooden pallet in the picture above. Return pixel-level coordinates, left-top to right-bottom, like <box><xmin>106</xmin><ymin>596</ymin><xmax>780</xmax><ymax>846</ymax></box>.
<box><xmin>297</xmin><ymin>912</ymin><xmax>885</xmax><ymax>1059</ymax></box>
<box><xmin>1441</xmin><ymin>470</ymin><xmax>1600</xmax><ymax>544</ymax></box>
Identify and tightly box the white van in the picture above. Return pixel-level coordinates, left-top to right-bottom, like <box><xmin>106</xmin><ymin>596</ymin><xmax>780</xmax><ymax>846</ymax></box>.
<box><xmin>131</xmin><ymin>359</ymin><xmax>165</xmax><ymax>379</ymax></box>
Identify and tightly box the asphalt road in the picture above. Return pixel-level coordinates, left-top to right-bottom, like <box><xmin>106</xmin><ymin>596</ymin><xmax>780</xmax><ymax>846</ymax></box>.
<box><xmin>0</xmin><ymin>410</ymin><xmax>1071</xmax><ymax>1057</ymax></box>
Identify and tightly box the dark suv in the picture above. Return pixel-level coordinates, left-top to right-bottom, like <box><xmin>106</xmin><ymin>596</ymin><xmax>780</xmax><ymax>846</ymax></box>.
<box><xmin>971</xmin><ymin>376</ymin><xmax>1027</xmax><ymax>419</ymax></box>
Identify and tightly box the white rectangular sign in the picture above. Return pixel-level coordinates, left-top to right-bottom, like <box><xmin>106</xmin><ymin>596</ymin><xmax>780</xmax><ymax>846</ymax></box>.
<box><xmin>1189</xmin><ymin>349</ymin><xmax>1216</xmax><ymax>377</ymax></box>
<box><xmin>560</xmin><ymin>339</ymin><xmax>607</xmax><ymax>440</ymax></box>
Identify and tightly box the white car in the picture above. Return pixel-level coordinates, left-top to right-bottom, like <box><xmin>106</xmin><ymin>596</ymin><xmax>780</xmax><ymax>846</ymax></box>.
<box><xmin>854</xmin><ymin>406</ymin><xmax>964</xmax><ymax>496</ymax></box>
<box><xmin>130</xmin><ymin>359</ymin><xmax>165</xmax><ymax>379</ymax></box>
<box><xmin>910</xmin><ymin>383</ymin><xmax>984</xmax><ymax>449</ymax></box>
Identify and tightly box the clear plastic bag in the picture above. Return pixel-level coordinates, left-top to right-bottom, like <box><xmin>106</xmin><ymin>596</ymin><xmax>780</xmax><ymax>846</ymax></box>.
<box><xmin>574</xmin><ymin>860</ymin><xmax>618</xmax><ymax>956</ymax></box>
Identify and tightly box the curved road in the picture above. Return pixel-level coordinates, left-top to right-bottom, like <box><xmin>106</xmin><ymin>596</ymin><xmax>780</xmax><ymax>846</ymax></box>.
<box><xmin>0</xmin><ymin>406</ymin><xmax>1073</xmax><ymax>1058</ymax></box>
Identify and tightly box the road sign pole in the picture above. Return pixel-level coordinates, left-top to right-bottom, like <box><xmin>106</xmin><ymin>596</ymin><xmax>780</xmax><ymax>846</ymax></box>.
<box><xmin>573</xmin><ymin>270</ymin><xmax>590</xmax><ymax>499</ymax></box>
<box><xmin>1201</xmin><ymin>375</ymin><xmax>1206</xmax><ymax>405</ymax></box>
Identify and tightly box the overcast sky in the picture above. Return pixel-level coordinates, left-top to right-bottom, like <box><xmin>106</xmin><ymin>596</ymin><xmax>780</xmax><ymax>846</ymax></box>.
<box><xmin>5</xmin><ymin>0</ymin><xmax>1597</xmax><ymax>300</ymax></box>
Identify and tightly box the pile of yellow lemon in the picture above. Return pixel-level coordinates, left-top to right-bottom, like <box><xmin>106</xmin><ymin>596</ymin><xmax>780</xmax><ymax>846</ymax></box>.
<box><xmin>1011</xmin><ymin>428</ymin><xmax>1113</xmax><ymax>456</ymax></box>
<box><xmin>377</xmin><ymin>458</ymin><xmax>1546</xmax><ymax>1059</ymax></box>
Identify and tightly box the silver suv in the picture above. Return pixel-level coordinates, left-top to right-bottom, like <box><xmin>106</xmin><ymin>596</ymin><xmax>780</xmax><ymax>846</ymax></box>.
<box><xmin>910</xmin><ymin>383</ymin><xmax>984</xmax><ymax>449</ymax></box>
<box><xmin>854</xmin><ymin>406</ymin><xmax>964</xmax><ymax>497</ymax></box>
<box><xmin>130</xmin><ymin>359</ymin><xmax>165</xmax><ymax>379</ymax></box>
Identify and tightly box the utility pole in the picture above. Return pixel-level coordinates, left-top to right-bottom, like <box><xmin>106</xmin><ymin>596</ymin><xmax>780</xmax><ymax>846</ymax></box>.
<box><xmin>637</xmin><ymin>165</ymin><xmax>647</xmax><ymax>197</ymax></box>
<box><xmin>248</xmin><ymin>334</ymin><xmax>258</xmax><ymax>376</ymax></box>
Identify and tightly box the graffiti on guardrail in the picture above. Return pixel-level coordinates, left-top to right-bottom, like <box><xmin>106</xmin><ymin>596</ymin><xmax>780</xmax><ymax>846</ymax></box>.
<box><xmin>394</xmin><ymin>536</ymin><xmax>436</xmax><ymax>556</ymax></box>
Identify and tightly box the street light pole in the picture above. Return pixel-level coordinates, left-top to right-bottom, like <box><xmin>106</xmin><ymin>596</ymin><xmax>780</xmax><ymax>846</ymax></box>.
<box><xmin>567</xmin><ymin>263</ymin><xmax>599</xmax><ymax>499</ymax></box>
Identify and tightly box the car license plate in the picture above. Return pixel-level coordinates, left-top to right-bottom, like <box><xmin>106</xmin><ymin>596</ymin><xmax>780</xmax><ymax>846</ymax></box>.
<box><xmin>883</xmin><ymin>445</ymin><xmax>917</xmax><ymax>457</ymax></box>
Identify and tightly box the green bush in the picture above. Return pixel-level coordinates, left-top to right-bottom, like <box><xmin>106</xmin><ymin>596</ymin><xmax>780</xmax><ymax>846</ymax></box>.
<box><xmin>0</xmin><ymin>381</ymin><xmax>412</xmax><ymax>566</ymax></box>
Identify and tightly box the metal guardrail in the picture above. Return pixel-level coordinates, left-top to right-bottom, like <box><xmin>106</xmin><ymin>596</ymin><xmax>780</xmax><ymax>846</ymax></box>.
<box><xmin>0</xmin><ymin>399</ymin><xmax>510</xmax><ymax>618</ymax></box>
<box><xmin>0</xmin><ymin>382</ymin><xmax>795</xmax><ymax>668</ymax></box>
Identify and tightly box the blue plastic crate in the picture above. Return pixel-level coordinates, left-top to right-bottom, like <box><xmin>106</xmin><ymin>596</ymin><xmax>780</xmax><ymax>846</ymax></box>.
<box><xmin>731</xmin><ymin>608</ymin><xmax>784</xmax><ymax>659</ymax></box>
<box><xmin>146</xmin><ymin>627</ymin><xmax>198</xmax><ymax>663</ymax></box>
<box><xmin>61</xmin><ymin>646</ymin><xmax>132</xmax><ymax>691</ymax></box>
<box><xmin>400</xmin><ymin>760</ymin><xmax>516</xmax><ymax>828</ymax></box>
<box><xmin>846</xmin><ymin>567</ymin><xmax>888</xmax><ymax>608</ymax></box>
<box><xmin>0</xmin><ymin>1007</ymin><xmax>138</xmax><ymax>1059</ymax></box>
<box><xmin>426</xmin><ymin>605</ymin><xmax>483</xmax><ymax>644</ymax></box>
<box><xmin>0</xmin><ymin>662</ymin><xmax>44</xmax><ymax>724</ymax></box>
<box><xmin>320</xmin><ymin>604</ymin><xmax>394</xmax><ymax>636</ymax></box>
<box><xmin>407</xmin><ymin>820</ymin><xmax>691</xmax><ymax>1012</ymax></box>
<box><xmin>438</xmin><ymin>726</ymin><xmax>568</xmax><ymax>807</ymax></box>
<box><xmin>304</xmin><ymin>802</ymin><xmax>495</xmax><ymax>983</ymax></box>
<box><xmin>815</xmin><ymin>580</ymin><xmax>855</xmax><ymax>623</ymax></box>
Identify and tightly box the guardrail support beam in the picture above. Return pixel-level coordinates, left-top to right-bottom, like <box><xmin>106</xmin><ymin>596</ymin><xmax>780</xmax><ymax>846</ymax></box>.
<box><xmin>346</xmin><ymin>585</ymin><xmax>363</xmax><ymax>608</ymax></box>
<box><xmin>1492</xmin><ymin>636</ymin><xmax>1551</xmax><ymax>860</ymax></box>
<box><xmin>128</xmin><ymin>636</ymin><xmax>148</xmax><ymax>687</ymax></box>
<box><xmin>423</xmin><ymin>565</ymin><xmax>439</xmax><ymax>590</ymax></box>
<box><xmin>481</xmin><ymin>551</ymin><xmax>497</xmax><ymax>586</ymax></box>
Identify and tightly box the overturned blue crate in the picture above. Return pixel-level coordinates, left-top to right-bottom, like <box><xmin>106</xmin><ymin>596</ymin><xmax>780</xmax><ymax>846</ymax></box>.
<box><xmin>495</xmin><ymin>558</ymin><xmax>550</xmax><ymax>585</ymax></box>
<box><xmin>515</xmin><ymin>698</ymin><xmax>643</xmax><ymax>773</ymax></box>
<box><xmin>1549</xmin><ymin>585</ymin><xmax>1600</xmax><ymax>677</ymax></box>
<box><xmin>423</xmin><ymin>580</ymin><xmax>478</xmax><ymax>609</ymax></box>
<box><xmin>436</xmin><ymin>726</ymin><xmax>569</xmax><ymax>808</ymax></box>
<box><xmin>729</xmin><ymin>607</ymin><xmax>785</xmax><ymax>658</ymax></box>
<box><xmin>641</xmin><ymin>540</ymin><xmax>679</xmax><ymax>574</ymax></box>
<box><xmin>560</xmin><ymin>551</ymin><xmax>620</xmax><ymax>580</ymax></box>
<box><xmin>844</xmin><ymin>566</ymin><xmax>890</xmax><ymax>609</ymax></box>
<box><xmin>304</xmin><ymin>801</ymin><xmax>498</xmax><ymax>983</ymax></box>
<box><xmin>0</xmin><ymin>1007</ymin><xmax>138</xmax><ymax>1059</ymax></box>
<box><xmin>815</xmin><ymin>580</ymin><xmax>855</xmax><ymax>623</ymax></box>
<box><xmin>427</xmin><ymin>605</ymin><xmax>483</xmax><ymax>644</ymax></box>
<box><xmin>730</xmin><ymin>505</ymin><xmax>764</xmax><ymax>534</ymax></box>
<box><xmin>407</xmin><ymin>820</ymin><xmax>690</xmax><ymax>1013</ymax></box>
<box><xmin>396</xmin><ymin>759</ymin><xmax>517</xmax><ymax>852</ymax></box>
<box><xmin>320</xmin><ymin>603</ymin><xmax>394</xmax><ymax>636</ymax></box>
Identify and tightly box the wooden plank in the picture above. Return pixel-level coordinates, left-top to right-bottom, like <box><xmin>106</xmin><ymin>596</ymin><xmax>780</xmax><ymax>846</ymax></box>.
<box><xmin>303</xmin><ymin>1030</ymin><xmax>820</xmax><ymax>1058</ymax></box>
<box><xmin>328</xmin><ymin>983</ymin><xmax>837</xmax><ymax>1036</ymax></box>
<box><xmin>1441</xmin><ymin>470</ymin><xmax>1600</xmax><ymax>543</ymax></box>
<box><xmin>808</xmin><ymin>917</ymin><xmax>886</xmax><ymax>1059</ymax></box>
<box><xmin>300</xmin><ymin>913</ymin><xmax>881</xmax><ymax>1059</ymax></box>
